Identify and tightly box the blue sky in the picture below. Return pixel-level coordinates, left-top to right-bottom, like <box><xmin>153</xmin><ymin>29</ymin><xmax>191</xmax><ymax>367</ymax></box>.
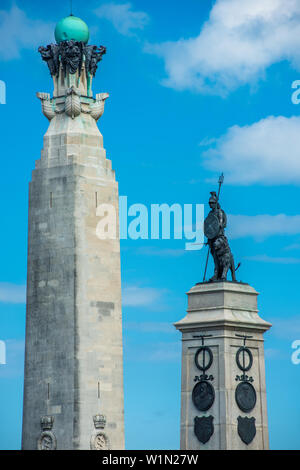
<box><xmin>0</xmin><ymin>0</ymin><xmax>300</xmax><ymax>450</ymax></box>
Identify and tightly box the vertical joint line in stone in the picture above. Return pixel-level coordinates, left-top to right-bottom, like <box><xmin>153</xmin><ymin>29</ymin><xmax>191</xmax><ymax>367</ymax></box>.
<box><xmin>50</xmin><ymin>192</ymin><xmax>53</xmax><ymax>208</ymax></box>
<box><xmin>98</xmin><ymin>381</ymin><xmax>100</xmax><ymax>399</ymax></box>
<box><xmin>95</xmin><ymin>192</ymin><xmax>98</xmax><ymax>208</ymax></box>
<box><xmin>47</xmin><ymin>382</ymin><xmax>50</xmax><ymax>400</ymax></box>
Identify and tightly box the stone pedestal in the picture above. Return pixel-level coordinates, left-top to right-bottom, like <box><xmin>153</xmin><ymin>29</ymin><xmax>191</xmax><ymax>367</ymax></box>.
<box><xmin>174</xmin><ymin>282</ymin><xmax>271</xmax><ymax>450</ymax></box>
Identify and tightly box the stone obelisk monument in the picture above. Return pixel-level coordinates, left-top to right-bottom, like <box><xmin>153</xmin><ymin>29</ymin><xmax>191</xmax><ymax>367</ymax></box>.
<box><xmin>175</xmin><ymin>178</ymin><xmax>271</xmax><ymax>450</ymax></box>
<box><xmin>22</xmin><ymin>15</ymin><xmax>124</xmax><ymax>450</ymax></box>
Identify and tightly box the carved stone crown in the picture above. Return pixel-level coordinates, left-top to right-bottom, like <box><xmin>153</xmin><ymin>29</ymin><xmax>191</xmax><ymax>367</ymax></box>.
<box><xmin>40</xmin><ymin>415</ymin><xmax>54</xmax><ymax>431</ymax></box>
<box><xmin>93</xmin><ymin>414</ymin><xmax>106</xmax><ymax>430</ymax></box>
<box><xmin>38</xmin><ymin>41</ymin><xmax>106</xmax><ymax>78</ymax></box>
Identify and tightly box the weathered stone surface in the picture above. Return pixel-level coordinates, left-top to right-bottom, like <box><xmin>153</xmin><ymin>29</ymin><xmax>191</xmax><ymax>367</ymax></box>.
<box><xmin>174</xmin><ymin>282</ymin><xmax>271</xmax><ymax>450</ymax></box>
<box><xmin>22</xmin><ymin>62</ymin><xmax>124</xmax><ymax>449</ymax></box>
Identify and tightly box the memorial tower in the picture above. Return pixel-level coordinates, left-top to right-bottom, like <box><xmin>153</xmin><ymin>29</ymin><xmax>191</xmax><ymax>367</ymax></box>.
<box><xmin>22</xmin><ymin>15</ymin><xmax>124</xmax><ymax>450</ymax></box>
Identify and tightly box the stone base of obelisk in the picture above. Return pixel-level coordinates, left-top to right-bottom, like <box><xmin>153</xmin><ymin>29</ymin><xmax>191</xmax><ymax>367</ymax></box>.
<box><xmin>174</xmin><ymin>281</ymin><xmax>271</xmax><ymax>450</ymax></box>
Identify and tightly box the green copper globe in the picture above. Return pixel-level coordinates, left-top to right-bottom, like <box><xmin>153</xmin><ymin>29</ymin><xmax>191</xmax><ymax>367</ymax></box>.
<box><xmin>55</xmin><ymin>15</ymin><xmax>90</xmax><ymax>43</ymax></box>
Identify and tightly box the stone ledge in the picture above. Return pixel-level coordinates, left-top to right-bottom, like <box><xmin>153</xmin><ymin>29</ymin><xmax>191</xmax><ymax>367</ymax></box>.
<box><xmin>175</xmin><ymin>281</ymin><xmax>271</xmax><ymax>334</ymax></box>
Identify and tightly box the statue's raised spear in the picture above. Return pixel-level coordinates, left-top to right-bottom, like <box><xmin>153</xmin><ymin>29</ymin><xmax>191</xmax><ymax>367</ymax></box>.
<box><xmin>217</xmin><ymin>173</ymin><xmax>224</xmax><ymax>200</ymax></box>
<box><xmin>203</xmin><ymin>173</ymin><xmax>224</xmax><ymax>282</ymax></box>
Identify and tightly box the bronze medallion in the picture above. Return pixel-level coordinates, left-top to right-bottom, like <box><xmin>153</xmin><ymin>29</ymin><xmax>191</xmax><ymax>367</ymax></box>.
<box><xmin>192</xmin><ymin>380</ymin><xmax>215</xmax><ymax>412</ymax></box>
<box><xmin>235</xmin><ymin>382</ymin><xmax>256</xmax><ymax>413</ymax></box>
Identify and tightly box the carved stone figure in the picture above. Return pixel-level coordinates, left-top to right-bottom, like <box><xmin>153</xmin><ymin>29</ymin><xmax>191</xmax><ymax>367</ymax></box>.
<box><xmin>38</xmin><ymin>44</ymin><xmax>60</xmax><ymax>76</ymax></box>
<box><xmin>38</xmin><ymin>41</ymin><xmax>107</xmax><ymax>78</ymax></box>
<box><xmin>60</xmin><ymin>40</ymin><xmax>83</xmax><ymax>75</ymax></box>
<box><xmin>84</xmin><ymin>45</ymin><xmax>106</xmax><ymax>77</ymax></box>
<box><xmin>88</xmin><ymin>93</ymin><xmax>109</xmax><ymax>121</ymax></box>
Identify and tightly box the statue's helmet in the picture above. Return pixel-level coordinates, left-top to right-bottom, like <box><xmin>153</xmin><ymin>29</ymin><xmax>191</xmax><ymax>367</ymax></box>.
<box><xmin>209</xmin><ymin>191</ymin><xmax>218</xmax><ymax>204</ymax></box>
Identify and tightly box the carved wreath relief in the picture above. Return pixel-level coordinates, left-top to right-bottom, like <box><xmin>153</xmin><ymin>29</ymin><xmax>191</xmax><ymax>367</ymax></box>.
<box><xmin>92</xmin><ymin>432</ymin><xmax>109</xmax><ymax>450</ymax></box>
<box><xmin>192</xmin><ymin>338</ymin><xmax>215</xmax><ymax>445</ymax></box>
<box><xmin>90</xmin><ymin>414</ymin><xmax>110</xmax><ymax>450</ymax></box>
<box><xmin>235</xmin><ymin>339</ymin><xmax>257</xmax><ymax>445</ymax></box>
<box><xmin>38</xmin><ymin>41</ymin><xmax>106</xmax><ymax>78</ymax></box>
<box><xmin>37</xmin><ymin>416</ymin><xmax>57</xmax><ymax>450</ymax></box>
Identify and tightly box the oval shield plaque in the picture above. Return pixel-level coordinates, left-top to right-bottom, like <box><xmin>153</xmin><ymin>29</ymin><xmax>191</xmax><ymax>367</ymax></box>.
<box><xmin>235</xmin><ymin>382</ymin><xmax>256</xmax><ymax>413</ymax></box>
<box><xmin>192</xmin><ymin>381</ymin><xmax>215</xmax><ymax>412</ymax></box>
<box><xmin>37</xmin><ymin>431</ymin><xmax>57</xmax><ymax>450</ymax></box>
<box><xmin>204</xmin><ymin>212</ymin><xmax>220</xmax><ymax>239</ymax></box>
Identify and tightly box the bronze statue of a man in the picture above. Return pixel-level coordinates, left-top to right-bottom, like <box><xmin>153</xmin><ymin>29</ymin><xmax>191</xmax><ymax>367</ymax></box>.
<box><xmin>204</xmin><ymin>188</ymin><xmax>237</xmax><ymax>282</ymax></box>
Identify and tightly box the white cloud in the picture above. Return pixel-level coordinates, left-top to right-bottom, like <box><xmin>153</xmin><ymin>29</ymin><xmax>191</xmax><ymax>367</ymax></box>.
<box><xmin>0</xmin><ymin>283</ymin><xmax>26</xmax><ymax>304</ymax></box>
<box><xmin>0</xmin><ymin>5</ymin><xmax>54</xmax><ymax>60</ymax></box>
<box><xmin>202</xmin><ymin>115</ymin><xmax>300</xmax><ymax>185</ymax></box>
<box><xmin>146</xmin><ymin>0</ymin><xmax>300</xmax><ymax>95</ymax></box>
<box><xmin>122</xmin><ymin>284</ymin><xmax>167</xmax><ymax>308</ymax></box>
<box><xmin>228</xmin><ymin>214</ymin><xmax>300</xmax><ymax>239</ymax></box>
<box><xmin>94</xmin><ymin>2</ymin><xmax>149</xmax><ymax>36</ymax></box>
